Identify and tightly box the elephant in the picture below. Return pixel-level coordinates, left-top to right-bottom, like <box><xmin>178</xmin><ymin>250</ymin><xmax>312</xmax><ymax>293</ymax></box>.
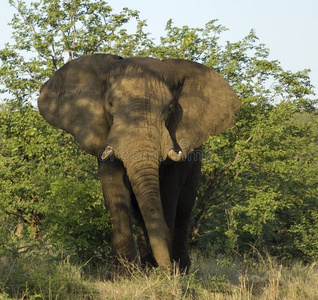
<box><xmin>38</xmin><ymin>54</ymin><xmax>241</xmax><ymax>273</ymax></box>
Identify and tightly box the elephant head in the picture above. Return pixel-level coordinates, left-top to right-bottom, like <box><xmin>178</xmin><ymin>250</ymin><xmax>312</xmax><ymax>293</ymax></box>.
<box><xmin>38</xmin><ymin>54</ymin><xmax>241</xmax><ymax>270</ymax></box>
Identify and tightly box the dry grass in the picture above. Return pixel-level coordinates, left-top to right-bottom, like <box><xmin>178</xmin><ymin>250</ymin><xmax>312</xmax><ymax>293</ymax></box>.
<box><xmin>191</xmin><ymin>254</ymin><xmax>318</xmax><ymax>300</ymax></box>
<box><xmin>1</xmin><ymin>254</ymin><xmax>318</xmax><ymax>299</ymax></box>
<box><xmin>89</xmin><ymin>255</ymin><xmax>318</xmax><ymax>300</ymax></box>
<box><xmin>93</xmin><ymin>273</ymin><xmax>192</xmax><ymax>299</ymax></box>
<box><xmin>90</xmin><ymin>261</ymin><xmax>197</xmax><ymax>300</ymax></box>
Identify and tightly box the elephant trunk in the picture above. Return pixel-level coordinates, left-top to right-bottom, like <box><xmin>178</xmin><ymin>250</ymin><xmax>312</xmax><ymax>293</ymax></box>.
<box><xmin>123</xmin><ymin>144</ymin><xmax>171</xmax><ymax>269</ymax></box>
<box><xmin>102</xmin><ymin>118</ymin><xmax>175</xmax><ymax>268</ymax></box>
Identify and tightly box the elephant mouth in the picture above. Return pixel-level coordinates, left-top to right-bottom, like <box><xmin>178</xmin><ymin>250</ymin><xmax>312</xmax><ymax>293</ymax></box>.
<box><xmin>100</xmin><ymin>145</ymin><xmax>183</xmax><ymax>162</ymax></box>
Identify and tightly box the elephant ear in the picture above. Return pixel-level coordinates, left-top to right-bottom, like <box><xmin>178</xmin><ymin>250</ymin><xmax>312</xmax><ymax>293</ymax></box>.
<box><xmin>163</xmin><ymin>59</ymin><xmax>241</xmax><ymax>156</ymax></box>
<box><xmin>38</xmin><ymin>54</ymin><xmax>122</xmax><ymax>156</ymax></box>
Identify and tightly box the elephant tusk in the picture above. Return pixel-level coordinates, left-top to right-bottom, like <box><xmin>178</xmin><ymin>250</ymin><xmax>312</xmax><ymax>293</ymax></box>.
<box><xmin>168</xmin><ymin>149</ymin><xmax>183</xmax><ymax>162</ymax></box>
<box><xmin>101</xmin><ymin>146</ymin><xmax>114</xmax><ymax>160</ymax></box>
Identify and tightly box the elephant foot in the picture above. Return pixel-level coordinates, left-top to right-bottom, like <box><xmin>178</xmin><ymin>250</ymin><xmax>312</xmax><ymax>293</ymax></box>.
<box><xmin>172</xmin><ymin>255</ymin><xmax>191</xmax><ymax>274</ymax></box>
<box><xmin>109</xmin><ymin>253</ymin><xmax>141</xmax><ymax>280</ymax></box>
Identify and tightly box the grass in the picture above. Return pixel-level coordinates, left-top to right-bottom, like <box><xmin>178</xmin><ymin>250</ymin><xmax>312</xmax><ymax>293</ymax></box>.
<box><xmin>1</xmin><ymin>251</ymin><xmax>318</xmax><ymax>299</ymax></box>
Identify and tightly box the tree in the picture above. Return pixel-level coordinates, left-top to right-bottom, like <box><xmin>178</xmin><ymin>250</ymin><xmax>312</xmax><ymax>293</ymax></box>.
<box><xmin>0</xmin><ymin>0</ymin><xmax>317</xmax><ymax>262</ymax></box>
<box><xmin>0</xmin><ymin>0</ymin><xmax>153</xmax><ymax>104</ymax></box>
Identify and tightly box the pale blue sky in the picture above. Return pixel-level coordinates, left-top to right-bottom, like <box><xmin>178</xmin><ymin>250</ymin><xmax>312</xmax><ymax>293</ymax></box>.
<box><xmin>0</xmin><ymin>0</ymin><xmax>317</xmax><ymax>95</ymax></box>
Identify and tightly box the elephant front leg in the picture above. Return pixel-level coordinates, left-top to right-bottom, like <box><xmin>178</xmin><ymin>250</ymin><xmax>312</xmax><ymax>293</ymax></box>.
<box><xmin>98</xmin><ymin>159</ymin><xmax>137</xmax><ymax>271</ymax></box>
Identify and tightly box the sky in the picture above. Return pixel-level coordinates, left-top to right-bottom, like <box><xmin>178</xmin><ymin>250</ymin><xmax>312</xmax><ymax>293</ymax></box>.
<box><xmin>0</xmin><ymin>0</ymin><xmax>317</xmax><ymax>96</ymax></box>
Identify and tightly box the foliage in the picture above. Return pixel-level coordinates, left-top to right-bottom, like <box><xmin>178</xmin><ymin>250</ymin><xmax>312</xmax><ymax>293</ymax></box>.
<box><xmin>0</xmin><ymin>0</ymin><xmax>153</xmax><ymax>104</ymax></box>
<box><xmin>0</xmin><ymin>0</ymin><xmax>317</xmax><ymax>280</ymax></box>
<box><xmin>0</xmin><ymin>101</ymin><xmax>111</xmax><ymax>262</ymax></box>
<box><xmin>190</xmin><ymin>34</ymin><xmax>318</xmax><ymax>259</ymax></box>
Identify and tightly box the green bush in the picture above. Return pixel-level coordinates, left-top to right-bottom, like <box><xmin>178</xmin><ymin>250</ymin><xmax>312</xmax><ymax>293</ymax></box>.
<box><xmin>0</xmin><ymin>103</ymin><xmax>112</xmax><ymax>263</ymax></box>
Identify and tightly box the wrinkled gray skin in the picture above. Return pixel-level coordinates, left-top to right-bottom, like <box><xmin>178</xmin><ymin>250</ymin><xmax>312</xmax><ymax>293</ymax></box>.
<box><xmin>38</xmin><ymin>54</ymin><xmax>241</xmax><ymax>273</ymax></box>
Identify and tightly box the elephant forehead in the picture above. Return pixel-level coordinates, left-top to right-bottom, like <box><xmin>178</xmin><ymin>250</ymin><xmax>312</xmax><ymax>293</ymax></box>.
<box><xmin>109</xmin><ymin>77</ymin><xmax>173</xmax><ymax>103</ymax></box>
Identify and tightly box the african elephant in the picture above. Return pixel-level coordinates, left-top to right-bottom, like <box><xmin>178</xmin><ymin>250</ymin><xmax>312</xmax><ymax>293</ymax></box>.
<box><xmin>38</xmin><ymin>54</ymin><xmax>241</xmax><ymax>273</ymax></box>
